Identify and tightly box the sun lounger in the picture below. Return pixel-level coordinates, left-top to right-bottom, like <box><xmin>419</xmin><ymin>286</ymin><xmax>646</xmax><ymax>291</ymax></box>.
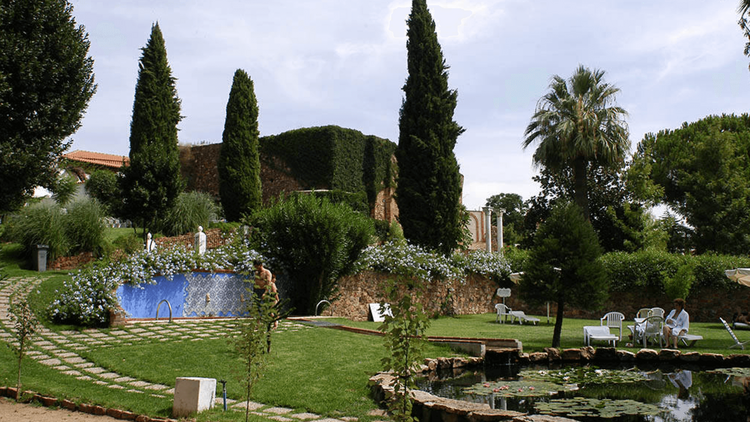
<box><xmin>676</xmin><ymin>333</ymin><xmax>703</xmax><ymax>347</ymax></box>
<box><xmin>509</xmin><ymin>311</ymin><xmax>539</xmax><ymax>325</ymax></box>
<box><xmin>584</xmin><ymin>325</ymin><xmax>618</xmax><ymax>346</ymax></box>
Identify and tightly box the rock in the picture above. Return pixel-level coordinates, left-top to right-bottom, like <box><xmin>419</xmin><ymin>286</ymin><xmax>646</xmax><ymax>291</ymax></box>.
<box><xmin>528</xmin><ymin>352</ymin><xmax>548</xmax><ymax>363</ymax></box>
<box><xmin>726</xmin><ymin>354</ymin><xmax>750</xmax><ymax>366</ymax></box>
<box><xmin>544</xmin><ymin>348</ymin><xmax>561</xmax><ymax>361</ymax></box>
<box><xmin>437</xmin><ymin>357</ymin><xmax>452</xmax><ymax>370</ymax></box>
<box><xmin>659</xmin><ymin>349</ymin><xmax>681</xmax><ymax>361</ymax></box>
<box><xmin>579</xmin><ymin>346</ymin><xmax>595</xmax><ymax>360</ymax></box>
<box><xmin>427</xmin><ymin>359</ymin><xmax>437</xmax><ymax>371</ymax></box>
<box><xmin>453</xmin><ymin>357</ymin><xmax>468</xmax><ymax>368</ymax></box>
<box><xmin>561</xmin><ymin>348</ymin><xmax>583</xmax><ymax>361</ymax></box>
<box><xmin>593</xmin><ymin>347</ymin><xmax>618</xmax><ymax>361</ymax></box>
<box><xmin>468</xmin><ymin>408</ymin><xmax>525</xmax><ymax>421</ymax></box>
<box><xmin>678</xmin><ymin>352</ymin><xmax>701</xmax><ymax>362</ymax></box>
<box><xmin>79</xmin><ymin>403</ymin><xmax>95</xmax><ymax>414</ymax></box>
<box><xmin>93</xmin><ymin>405</ymin><xmax>107</xmax><ymax>415</ymax></box>
<box><xmin>635</xmin><ymin>349</ymin><xmax>659</xmax><ymax>361</ymax></box>
<box><xmin>513</xmin><ymin>415</ymin><xmax>580</xmax><ymax>422</ymax></box>
<box><xmin>60</xmin><ymin>399</ymin><xmax>77</xmax><ymax>411</ymax></box>
<box><xmin>106</xmin><ymin>408</ymin><xmax>123</xmax><ymax>419</ymax></box>
<box><xmin>698</xmin><ymin>353</ymin><xmax>725</xmax><ymax>367</ymax></box>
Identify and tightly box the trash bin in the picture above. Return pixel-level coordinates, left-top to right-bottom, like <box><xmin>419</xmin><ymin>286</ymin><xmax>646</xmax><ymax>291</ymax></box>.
<box><xmin>35</xmin><ymin>244</ymin><xmax>49</xmax><ymax>272</ymax></box>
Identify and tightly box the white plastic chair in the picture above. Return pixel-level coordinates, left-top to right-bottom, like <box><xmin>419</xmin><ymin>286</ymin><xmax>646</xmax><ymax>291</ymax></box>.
<box><xmin>495</xmin><ymin>303</ymin><xmax>512</xmax><ymax>324</ymax></box>
<box><xmin>638</xmin><ymin>315</ymin><xmax>664</xmax><ymax>348</ymax></box>
<box><xmin>600</xmin><ymin>312</ymin><xmax>625</xmax><ymax>341</ymax></box>
<box><xmin>650</xmin><ymin>307</ymin><xmax>665</xmax><ymax>318</ymax></box>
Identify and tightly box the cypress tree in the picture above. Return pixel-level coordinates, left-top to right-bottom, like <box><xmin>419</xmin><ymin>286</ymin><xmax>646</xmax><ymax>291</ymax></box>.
<box><xmin>218</xmin><ymin>69</ymin><xmax>262</xmax><ymax>221</ymax></box>
<box><xmin>396</xmin><ymin>0</ymin><xmax>465</xmax><ymax>256</ymax></box>
<box><xmin>119</xmin><ymin>23</ymin><xmax>184</xmax><ymax>231</ymax></box>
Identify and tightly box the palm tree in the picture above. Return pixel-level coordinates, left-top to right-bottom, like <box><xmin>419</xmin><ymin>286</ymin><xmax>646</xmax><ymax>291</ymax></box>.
<box><xmin>522</xmin><ymin>65</ymin><xmax>629</xmax><ymax>220</ymax></box>
<box><xmin>738</xmin><ymin>1</ymin><xmax>750</xmax><ymax>61</ymax></box>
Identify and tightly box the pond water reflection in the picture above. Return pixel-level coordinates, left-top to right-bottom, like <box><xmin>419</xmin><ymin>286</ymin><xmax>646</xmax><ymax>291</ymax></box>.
<box><xmin>415</xmin><ymin>364</ymin><xmax>750</xmax><ymax>421</ymax></box>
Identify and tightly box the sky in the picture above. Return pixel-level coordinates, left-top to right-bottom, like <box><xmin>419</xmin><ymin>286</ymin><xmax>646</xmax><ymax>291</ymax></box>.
<box><xmin>67</xmin><ymin>0</ymin><xmax>750</xmax><ymax>211</ymax></box>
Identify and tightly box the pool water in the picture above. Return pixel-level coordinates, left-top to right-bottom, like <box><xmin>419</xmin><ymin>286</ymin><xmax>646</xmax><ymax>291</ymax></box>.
<box><xmin>415</xmin><ymin>364</ymin><xmax>750</xmax><ymax>421</ymax></box>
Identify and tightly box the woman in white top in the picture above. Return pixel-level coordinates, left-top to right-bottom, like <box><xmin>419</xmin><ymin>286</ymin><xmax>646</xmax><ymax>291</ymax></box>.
<box><xmin>663</xmin><ymin>298</ymin><xmax>689</xmax><ymax>348</ymax></box>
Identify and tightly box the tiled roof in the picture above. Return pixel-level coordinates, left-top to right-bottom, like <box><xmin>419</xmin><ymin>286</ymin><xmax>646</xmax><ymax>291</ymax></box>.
<box><xmin>63</xmin><ymin>150</ymin><xmax>129</xmax><ymax>169</ymax></box>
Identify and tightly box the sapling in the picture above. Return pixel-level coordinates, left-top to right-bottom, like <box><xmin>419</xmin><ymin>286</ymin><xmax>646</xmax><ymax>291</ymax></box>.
<box><xmin>8</xmin><ymin>291</ymin><xmax>40</xmax><ymax>401</ymax></box>
<box><xmin>231</xmin><ymin>284</ymin><xmax>289</xmax><ymax>422</ymax></box>
<box><xmin>379</xmin><ymin>276</ymin><xmax>430</xmax><ymax>422</ymax></box>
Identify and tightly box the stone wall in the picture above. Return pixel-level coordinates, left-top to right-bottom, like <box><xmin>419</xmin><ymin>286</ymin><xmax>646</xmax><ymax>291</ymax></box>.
<box><xmin>329</xmin><ymin>272</ymin><xmax>497</xmax><ymax>321</ymax></box>
<box><xmin>330</xmin><ymin>272</ymin><xmax>747</xmax><ymax>323</ymax></box>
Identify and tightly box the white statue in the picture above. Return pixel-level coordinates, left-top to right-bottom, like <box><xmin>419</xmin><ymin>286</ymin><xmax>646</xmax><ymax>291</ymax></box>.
<box><xmin>145</xmin><ymin>233</ymin><xmax>157</xmax><ymax>253</ymax></box>
<box><xmin>194</xmin><ymin>225</ymin><xmax>207</xmax><ymax>255</ymax></box>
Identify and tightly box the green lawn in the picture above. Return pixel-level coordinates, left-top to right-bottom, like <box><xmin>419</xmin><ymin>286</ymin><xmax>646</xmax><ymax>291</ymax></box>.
<box><xmin>326</xmin><ymin>314</ymin><xmax>749</xmax><ymax>355</ymax></box>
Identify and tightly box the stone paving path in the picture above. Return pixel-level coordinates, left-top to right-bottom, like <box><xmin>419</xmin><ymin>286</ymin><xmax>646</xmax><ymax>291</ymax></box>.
<box><xmin>0</xmin><ymin>276</ymin><xmax>387</xmax><ymax>421</ymax></box>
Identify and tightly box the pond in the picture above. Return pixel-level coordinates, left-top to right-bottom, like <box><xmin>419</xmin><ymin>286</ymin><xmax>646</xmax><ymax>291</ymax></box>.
<box><xmin>415</xmin><ymin>364</ymin><xmax>750</xmax><ymax>421</ymax></box>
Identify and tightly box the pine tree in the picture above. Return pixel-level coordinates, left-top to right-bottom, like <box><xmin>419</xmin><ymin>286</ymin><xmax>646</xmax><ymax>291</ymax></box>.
<box><xmin>218</xmin><ymin>69</ymin><xmax>262</xmax><ymax>221</ymax></box>
<box><xmin>119</xmin><ymin>23</ymin><xmax>184</xmax><ymax>231</ymax></box>
<box><xmin>0</xmin><ymin>0</ymin><xmax>96</xmax><ymax>214</ymax></box>
<box><xmin>395</xmin><ymin>0</ymin><xmax>465</xmax><ymax>256</ymax></box>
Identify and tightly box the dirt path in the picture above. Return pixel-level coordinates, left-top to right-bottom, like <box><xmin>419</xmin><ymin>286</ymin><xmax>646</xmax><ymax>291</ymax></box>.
<box><xmin>0</xmin><ymin>397</ymin><xmax>115</xmax><ymax>422</ymax></box>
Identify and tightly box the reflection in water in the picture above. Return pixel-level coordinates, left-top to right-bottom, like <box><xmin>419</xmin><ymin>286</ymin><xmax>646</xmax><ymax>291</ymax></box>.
<box><xmin>416</xmin><ymin>365</ymin><xmax>750</xmax><ymax>422</ymax></box>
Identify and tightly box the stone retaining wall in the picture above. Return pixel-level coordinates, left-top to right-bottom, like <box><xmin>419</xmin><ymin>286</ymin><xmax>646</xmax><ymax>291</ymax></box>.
<box><xmin>332</xmin><ymin>272</ymin><xmax>746</xmax><ymax>323</ymax></box>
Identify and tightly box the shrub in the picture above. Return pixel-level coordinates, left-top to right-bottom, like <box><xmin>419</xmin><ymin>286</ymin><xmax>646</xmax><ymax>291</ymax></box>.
<box><xmin>5</xmin><ymin>203</ymin><xmax>68</xmax><ymax>262</ymax></box>
<box><xmin>63</xmin><ymin>198</ymin><xmax>107</xmax><ymax>256</ymax></box>
<box><xmin>249</xmin><ymin>193</ymin><xmax>375</xmax><ymax>315</ymax></box>
<box><xmin>85</xmin><ymin>170</ymin><xmax>120</xmax><ymax>214</ymax></box>
<box><xmin>357</xmin><ymin>241</ymin><xmax>462</xmax><ymax>281</ymax></box>
<box><xmin>112</xmin><ymin>233</ymin><xmax>144</xmax><ymax>255</ymax></box>
<box><xmin>159</xmin><ymin>191</ymin><xmax>221</xmax><ymax>236</ymax></box>
<box><xmin>451</xmin><ymin>250</ymin><xmax>511</xmax><ymax>284</ymax></box>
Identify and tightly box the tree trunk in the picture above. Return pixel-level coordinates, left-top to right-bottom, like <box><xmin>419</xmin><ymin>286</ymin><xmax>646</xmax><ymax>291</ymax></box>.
<box><xmin>573</xmin><ymin>156</ymin><xmax>589</xmax><ymax>221</ymax></box>
<box><xmin>552</xmin><ymin>297</ymin><xmax>565</xmax><ymax>348</ymax></box>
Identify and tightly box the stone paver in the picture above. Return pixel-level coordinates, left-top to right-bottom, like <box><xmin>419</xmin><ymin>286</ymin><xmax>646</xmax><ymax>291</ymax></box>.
<box><xmin>0</xmin><ymin>277</ymin><xmax>363</xmax><ymax>422</ymax></box>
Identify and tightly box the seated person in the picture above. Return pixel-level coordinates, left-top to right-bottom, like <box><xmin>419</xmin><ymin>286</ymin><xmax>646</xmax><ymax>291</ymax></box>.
<box><xmin>663</xmin><ymin>298</ymin><xmax>689</xmax><ymax>348</ymax></box>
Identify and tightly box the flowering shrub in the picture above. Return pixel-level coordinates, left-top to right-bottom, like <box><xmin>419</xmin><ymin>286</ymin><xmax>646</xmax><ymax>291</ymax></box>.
<box><xmin>451</xmin><ymin>249</ymin><xmax>512</xmax><ymax>283</ymax></box>
<box><xmin>356</xmin><ymin>241</ymin><xmax>511</xmax><ymax>283</ymax></box>
<box><xmin>50</xmin><ymin>236</ymin><xmax>264</xmax><ymax>326</ymax></box>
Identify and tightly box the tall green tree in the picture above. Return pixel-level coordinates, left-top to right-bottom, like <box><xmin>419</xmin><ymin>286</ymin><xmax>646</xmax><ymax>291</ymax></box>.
<box><xmin>0</xmin><ymin>0</ymin><xmax>96</xmax><ymax>214</ymax></box>
<box><xmin>519</xmin><ymin>202</ymin><xmax>608</xmax><ymax>348</ymax></box>
<box><xmin>218</xmin><ymin>69</ymin><xmax>261</xmax><ymax>221</ymax></box>
<box><xmin>396</xmin><ymin>0</ymin><xmax>465</xmax><ymax>256</ymax></box>
<box><xmin>119</xmin><ymin>23</ymin><xmax>184</xmax><ymax>231</ymax></box>
<box><xmin>523</xmin><ymin>65</ymin><xmax>629</xmax><ymax>220</ymax></box>
<box><xmin>629</xmin><ymin>114</ymin><xmax>750</xmax><ymax>254</ymax></box>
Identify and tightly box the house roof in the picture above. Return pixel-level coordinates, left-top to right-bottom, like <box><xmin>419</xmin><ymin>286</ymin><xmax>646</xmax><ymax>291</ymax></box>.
<box><xmin>63</xmin><ymin>150</ymin><xmax>129</xmax><ymax>169</ymax></box>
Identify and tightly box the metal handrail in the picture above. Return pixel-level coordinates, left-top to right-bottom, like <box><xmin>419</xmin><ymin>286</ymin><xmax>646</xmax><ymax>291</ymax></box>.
<box><xmin>315</xmin><ymin>299</ymin><xmax>331</xmax><ymax>316</ymax></box>
<box><xmin>156</xmin><ymin>299</ymin><xmax>173</xmax><ymax>323</ymax></box>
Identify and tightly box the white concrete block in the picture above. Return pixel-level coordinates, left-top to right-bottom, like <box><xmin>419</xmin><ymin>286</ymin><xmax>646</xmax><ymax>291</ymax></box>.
<box><xmin>173</xmin><ymin>377</ymin><xmax>216</xmax><ymax>417</ymax></box>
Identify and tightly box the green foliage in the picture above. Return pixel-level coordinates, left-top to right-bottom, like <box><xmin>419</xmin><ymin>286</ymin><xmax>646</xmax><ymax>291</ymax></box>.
<box><xmin>261</xmin><ymin>126</ymin><xmax>396</xmax><ymax>207</ymax></box>
<box><xmin>85</xmin><ymin>170</ymin><xmax>120</xmax><ymax>214</ymax></box>
<box><xmin>119</xmin><ymin>23</ymin><xmax>184</xmax><ymax>230</ymax></box>
<box><xmin>64</xmin><ymin>198</ymin><xmax>107</xmax><ymax>256</ymax></box>
<box><xmin>379</xmin><ymin>277</ymin><xmax>430</xmax><ymax>422</ymax></box>
<box><xmin>521</xmin><ymin>202</ymin><xmax>607</xmax><ymax>347</ymax></box>
<box><xmin>51</xmin><ymin>173</ymin><xmax>79</xmax><ymax>206</ymax></box>
<box><xmin>395</xmin><ymin>0</ymin><xmax>464</xmax><ymax>256</ymax></box>
<box><xmin>5</xmin><ymin>203</ymin><xmax>69</xmax><ymax>262</ymax></box>
<box><xmin>0</xmin><ymin>0</ymin><xmax>96</xmax><ymax>214</ymax></box>
<box><xmin>158</xmin><ymin>191</ymin><xmax>220</xmax><ymax>236</ymax></box>
<box><xmin>8</xmin><ymin>287</ymin><xmax>40</xmax><ymax>400</ymax></box>
<box><xmin>219</xmin><ymin>69</ymin><xmax>262</xmax><ymax>222</ymax></box>
<box><xmin>662</xmin><ymin>262</ymin><xmax>695</xmax><ymax>300</ymax></box>
<box><xmin>112</xmin><ymin>233</ymin><xmax>144</xmax><ymax>255</ymax></box>
<box><xmin>630</xmin><ymin>114</ymin><xmax>750</xmax><ymax>254</ymax></box>
<box><xmin>523</xmin><ymin>65</ymin><xmax>629</xmax><ymax>221</ymax></box>
<box><xmin>309</xmin><ymin>189</ymin><xmax>369</xmax><ymax>214</ymax></box>
<box><xmin>249</xmin><ymin>194</ymin><xmax>374</xmax><ymax>315</ymax></box>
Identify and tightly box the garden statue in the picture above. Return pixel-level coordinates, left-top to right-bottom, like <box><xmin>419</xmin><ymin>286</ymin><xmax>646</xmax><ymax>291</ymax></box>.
<box><xmin>145</xmin><ymin>233</ymin><xmax>157</xmax><ymax>253</ymax></box>
<box><xmin>195</xmin><ymin>226</ymin><xmax>206</xmax><ymax>255</ymax></box>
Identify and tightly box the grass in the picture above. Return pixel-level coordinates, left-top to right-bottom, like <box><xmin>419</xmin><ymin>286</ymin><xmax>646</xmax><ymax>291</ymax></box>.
<box><xmin>326</xmin><ymin>314</ymin><xmax>750</xmax><ymax>355</ymax></box>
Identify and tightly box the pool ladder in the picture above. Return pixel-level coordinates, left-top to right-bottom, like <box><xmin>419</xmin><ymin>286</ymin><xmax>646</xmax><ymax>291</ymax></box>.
<box><xmin>156</xmin><ymin>299</ymin><xmax>173</xmax><ymax>323</ymax></box>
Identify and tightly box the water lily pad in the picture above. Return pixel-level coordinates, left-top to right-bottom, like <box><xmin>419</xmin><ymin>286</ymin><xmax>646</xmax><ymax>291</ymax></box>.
<box><xmin>709</xmin><ymin>367</ymin><xmax>750</xmax><ymax>378</ymax></box>
<box><xmin>463</xmin><ymin>379</ymin><xmax>567</xmax><ymax>398</ymax></box>
<box><xmin>534</xmin><ymin>397</ymin><xmax>662</xmax><ymax>418</ymax></box>
<box><xmin>520</xmin><ymin>367</ymin><xmax>648</xmax><ymax>385</ymax></box>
